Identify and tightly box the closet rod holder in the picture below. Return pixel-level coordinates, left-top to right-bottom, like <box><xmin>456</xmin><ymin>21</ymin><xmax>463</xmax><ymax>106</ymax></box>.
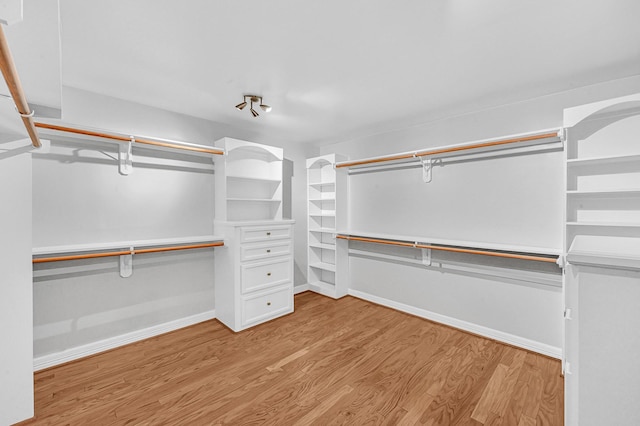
<box><xmin>336</xmin><ymin>234</ymin><xmax>559</xmax><ymax>264</ymax></box>
<box><xmin>32</xmin><ymin>241</ymin><xmax>224</xmax><ymax>264</ymax></box>
<box><xmin>335</xmin><ymin>131</ymin><xmax>561</xmax><ymax>169</ymax></box>
<box><xmin>0</xmin><ymin>24</ymin><xmax>41</xmax><ymax>147</ymax></box>
<box><xmin>34</xmin><ymin>122</ymin><xmax>225</xmax><ymax>156</ymax></box>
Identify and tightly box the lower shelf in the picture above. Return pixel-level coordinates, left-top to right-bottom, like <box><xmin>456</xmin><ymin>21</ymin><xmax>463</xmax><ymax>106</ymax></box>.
<box><xmin>309</xmin><ymin>262</ymin><xmax>336</xmax><ymax>272</ymax></box>
<box><xmin>309</xmin><ymin>281</ymin><xmax>339</xmax><ymax>299</ymax></box>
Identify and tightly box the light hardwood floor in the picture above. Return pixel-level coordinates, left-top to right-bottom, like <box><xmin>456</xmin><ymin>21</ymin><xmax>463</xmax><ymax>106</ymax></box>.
<box><xmin>23</xmin><ymin>292</ymin><xmax>563</xmax><ymax>425</ymax></box>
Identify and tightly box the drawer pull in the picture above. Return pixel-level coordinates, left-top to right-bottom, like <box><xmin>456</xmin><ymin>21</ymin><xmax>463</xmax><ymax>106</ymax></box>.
<box><xmin>266</xmin><ymin>232</ymin><xmax>271</xmax><ymax>236</ymax></box>
<box><xmin>267</xmin><ymin>302</ymin><xmax>271</xmax><ymax>306</ymax></box>
<box><xmin>267</xmin><ymin>272</ymin><xmax>272</xmax><ymax>276</ymax></box>
<box><xmin>266</xmin><ymin>249</ymin><xmax>271</xmax><ymax>253</ymax></box>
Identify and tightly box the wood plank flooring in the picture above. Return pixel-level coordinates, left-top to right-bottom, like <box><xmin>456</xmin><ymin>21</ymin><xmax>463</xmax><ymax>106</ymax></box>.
<box><xmin>23</xmin><ymin>292</ymin><xmax>564</xmax><ymax>425</ymax></box>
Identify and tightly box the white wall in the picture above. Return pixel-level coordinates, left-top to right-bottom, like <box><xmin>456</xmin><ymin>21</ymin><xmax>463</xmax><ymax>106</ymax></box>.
<box><xmin>32</xmin><ymin>87</ymin><xmax>315</xmax><ymax>366</ymax></box>
<box><xmin>62</xmin><ymin>87</ymin><xmax>316</xmax><ymax>291</ymax></box>
<box><xmin>320</xmin><ymin>75</ymin><xmax>640</xmax><ymax>355</ymax></box>
<box><xmin>0</xmin><ymin>137</ymin><xmax>34</xmax><ymax>424</ymax></box>
<box><xmin>31</xmin><ymin>139</ymin><xmax>217</xmax><ymax>360</ymax></box>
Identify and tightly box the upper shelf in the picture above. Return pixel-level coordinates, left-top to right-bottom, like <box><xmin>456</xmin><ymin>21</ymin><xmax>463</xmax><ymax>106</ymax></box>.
<box><xmin>339</xmin><ymin>230</ymin><xmax>562</xmax><ymax>258</ymax></box>
<box><xmin>35</xmin><ymin>121</ymin><xmax>224</xmax><ymax>157</ymax></box>
<box><xmin>335</xmin><ymin>129</ymin><xmax>563</xmax><ymax>170</ymax></box>
<box><xmin>566</xmin><ymin>189</ymin><xmax>640</xmax><ymax>198</ymax></box>
<box><xmin>33</xmin><ymin>235</ymin><xmax>224</xmax><ymax>258</ymax></box>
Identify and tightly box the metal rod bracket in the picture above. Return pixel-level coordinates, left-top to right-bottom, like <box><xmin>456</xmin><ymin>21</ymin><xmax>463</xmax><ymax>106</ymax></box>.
<box><xmin>119</xmin><ymin>137</ymin><xmax>134</xmax><ymax>175</ymax></box>
<box><xmin>420</xmin><ymin>157</ymin><xmax>433</xmax><ymax>183</ymax></box>
<box><xmin>119</xmin><ymin>248</ymin><xmax>133</xmax><ymax>278</ymax></box>
<box><xmin>421</xmin><ymin>247</ymin><xmax>432</xmax><ymax>266</ymax></box>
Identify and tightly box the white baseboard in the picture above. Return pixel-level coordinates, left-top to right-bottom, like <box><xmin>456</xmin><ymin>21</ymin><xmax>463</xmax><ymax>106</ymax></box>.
<box><xmin>33</xmin><ymin>310</ymin><xmax>216</xmax><ymax>371</ymax></box>
<box><xmin>348</xmin><ymin>289</ymin><xmax>562</xmax><ymax>359</ymax></box>
<box><xmin>294</xmin><ymin>283</ymin><xmax>310</xmax><ymax>294</ymax></box>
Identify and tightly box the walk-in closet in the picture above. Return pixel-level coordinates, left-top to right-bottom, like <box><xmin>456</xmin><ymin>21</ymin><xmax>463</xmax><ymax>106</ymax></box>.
<box><xmin>1</xmin><ymin>1</ymin><xmax>639</xmax><ymax>425</ymax></box>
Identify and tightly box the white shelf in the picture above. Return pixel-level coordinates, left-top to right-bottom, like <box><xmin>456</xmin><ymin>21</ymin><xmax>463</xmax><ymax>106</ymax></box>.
<box><xmin>566</xmin><ymin>222</ymin><xmax>640</xmax><ymax>228</ymax></box>
<box><xmin>566</xmin><ymin>189</ymin><xmax>640</xmax><ymax>198</ymax></box>
<box><xmin>215</xmin><ymin>138</ymin><xmax>284</xmax><ymax>222</ymax></box>
<box><xmin>310</xmin><ymin>242</ymin><xmax>336</xmax><ymax>250</ymax></box>
<box><xmin>309</xmin><ymin>280</ymin><xmax>336</xmax><ymax>288</ymax></box>
<box><xmin>309</xmin><ymin>212</ymin><xmax>336</xmax><ymax>217</ymax></box>
<box><xmin>227</xmin><ymin>198</ymin><xmax>282</xmax><ymax>203</ymax></box>
<box><xmin>309</xmin><ymin>196</ymin><xmax>336</xmax><ymax>202</ymax></box>
<box><xmin>33</xmin><ymin>235</ymin><xmax>224</xmax><ymax>256</ymax></box>
<box><xmin>309</xmin><ymin>262</ymin><xmax>336</xmax><ymax>272</ymax></box>
<box><xmin>215</xmin><ymin>219</ymin><xmax>295</xmax><ymax>227</ymax></box>
<box><xmin>309</xmin><ymin>227</ymin><xmax>335</xmax><ymax>234</ymax></box>
<box><xmin>309</xmin><ymin>181</ymin><xmax>335</xmax><ymax>189</ymax></box>
<box><xmin>342</xmin><ymin>230</ymin><xmax>562</xmax><ymax>256</ymax></box>
<box><xmin>308</xmin><ymin>281</ymin><xmax>340</xmax><ymax>299</ymax></box>
<box><xmin>567</xmin><ymin>153</ymin><xmax>640</xmax><ymax>168</ymax></box>
<box><xmin>226</xmin><ymin>174</ymin><xmax>281</xmax><ymax>183</ymax></box>
<box><xmin>336</xmin><ymin>128</ymin><xmax>563</xmax><ymax>171</ymax></box>
<box><xmin>567</xmin><ymin>235</ymin><xmax>640</xmax><ymax>271</ymax></box>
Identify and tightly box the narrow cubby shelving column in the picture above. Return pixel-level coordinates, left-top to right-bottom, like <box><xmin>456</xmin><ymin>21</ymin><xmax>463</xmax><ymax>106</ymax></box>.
<box><xmin>306</xmin><ymin>153</ymin><xmax>348</xmax><ymax>298</ymax></box>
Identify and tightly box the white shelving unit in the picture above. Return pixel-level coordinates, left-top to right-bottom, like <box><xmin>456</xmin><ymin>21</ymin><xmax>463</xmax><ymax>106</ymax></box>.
<box><xmin>214</xmin><ymin>138</ymin><xmax>294</xmax><ymax>331</ymax></box>
<box><xmin>564</xmin><ymin>96</ymin><xmax>640</xmax><ymax>247</ymax></box>
<box><xmin>306</xmin><ymin>154</ymin><xmax>348</xmax><ymax>298</ymax></box>
<box><xmin>215</xmin><ymin>138</ymin><xmax>283</xmax><ymax>222</ymax></box>
<box><xmin>562</xmin><ymin>93</ymin><xmax>640</xmax><ymax>426</ymax></box>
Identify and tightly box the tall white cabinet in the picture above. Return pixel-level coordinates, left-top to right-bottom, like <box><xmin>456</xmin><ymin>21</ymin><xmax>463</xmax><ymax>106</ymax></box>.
<box><xmin>563</xmin><ymin>94</ymin><xmax>640</xmax><ymax>426</ymax></box>
<box><xmin>306</xmin><ymin>154</ymin><xmax>349</xmax><ymax>298</ymax></box>
<box><xmin>214</xmin><ymin>138</ymin><xmax>294</xmax><ymax>332</ymax></box>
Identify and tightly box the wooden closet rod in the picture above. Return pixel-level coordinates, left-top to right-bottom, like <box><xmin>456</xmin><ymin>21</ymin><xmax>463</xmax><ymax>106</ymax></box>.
<box><xmin>335</xmin><ymin>131</ymin><xmax>560</xmax><ymax>169</ymax></box>
<box><xmin>0</xmin><ymin>25</ymin><xmax>41</xmax><ymax>148</ymax></box>
<box><xmin>34</xmin><ymin>122</ymin><xmax>225</xmax><ymax>155</ymax></box>
<box><xmin>336</xmin><ymin>235</ymin><xmax>558</xmax><ymax>263</ymax></box>
<box><xmin>32</xmin><ymin>241</ymin><xmax>224</xmax><ymax>264</ymax></box>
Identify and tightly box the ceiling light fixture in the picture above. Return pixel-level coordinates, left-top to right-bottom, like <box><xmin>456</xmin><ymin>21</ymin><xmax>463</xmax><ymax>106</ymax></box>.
<box><xmin>235</xmin><ymin>95</ymin><xmax>271</xmax><ymax>117</ymax></box>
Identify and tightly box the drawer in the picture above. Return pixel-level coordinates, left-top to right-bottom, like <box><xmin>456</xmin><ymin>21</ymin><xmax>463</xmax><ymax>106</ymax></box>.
<box><xmin>240</xmin><ymin>240</ymin><xmax>291</xmax><ymax>262</ymax></box>
<box><xmin>241</xmin><ymin>258</ymin><xmax>292</xmax><ymax>294</ymax></box>
<box><xmin>240</xmin><ymin>225</ymin><xmax>291</xmax><ymax>243</ymax></box>
<box><xmin>242</xmin><ymin>286</ymin><xmax>292</xmax><ymax>327</ymax></box>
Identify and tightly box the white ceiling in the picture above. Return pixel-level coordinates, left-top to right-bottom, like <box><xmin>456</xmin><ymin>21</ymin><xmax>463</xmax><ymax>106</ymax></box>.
<box><xmin>27</xmin><ymin>1</ymin><xmax>640</xmax><ymax>144</ymax></box>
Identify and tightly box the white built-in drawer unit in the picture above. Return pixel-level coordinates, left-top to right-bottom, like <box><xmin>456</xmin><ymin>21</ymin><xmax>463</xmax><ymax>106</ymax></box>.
<box><xmin>214</xmin><ymin>220</ymin><xmax>295</xmax><ymax>332</ymax></box>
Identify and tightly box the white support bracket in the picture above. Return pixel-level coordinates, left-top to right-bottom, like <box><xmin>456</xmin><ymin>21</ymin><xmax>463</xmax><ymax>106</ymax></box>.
<box><xmin>421</xmin><ymin>247</ymin><xmax>431</xmax><ymax>266</ymax></box>
<box><xmin>119</xmin><ymin>137</ymin><xmax>134</xmax><ymax>175</ymax></box>
<box><xmin>557</xmin><ymin>128</ymin><xmax>566</xmax><ymax>142</ymax></box>
<box><xmin>564</xmin><ymin>307</ymin><xmax>572</xmax><ymax>320</ymax></box>
<box><xmin>420</xmin><ymin>157</ymin><xmax>433</xmax><ymax>183</ymax></box>
<box><xmin>119</xmin><ymin>248</ymin><xmax>133</xmax><ymax>278</ymax></box>
<box><xmin>556</xmin><ymin>254</ymin><xmax>566</xmax><ymax>269</ymax></box>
